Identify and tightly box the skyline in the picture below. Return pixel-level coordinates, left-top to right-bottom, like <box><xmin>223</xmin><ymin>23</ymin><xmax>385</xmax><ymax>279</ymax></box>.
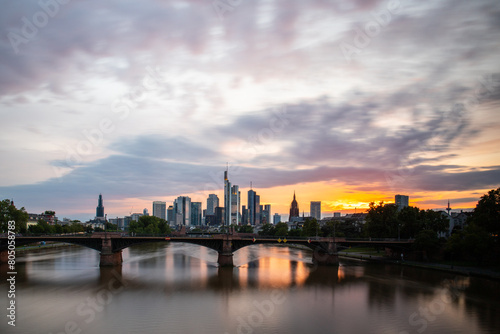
<box><xmin>1</xmin><ymin>0</ymin><xmax>499</xmax><ymax>222</ymax></box>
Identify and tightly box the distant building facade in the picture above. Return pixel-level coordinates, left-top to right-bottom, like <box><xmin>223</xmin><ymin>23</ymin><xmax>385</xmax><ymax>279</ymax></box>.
<box><xmin>191</xmin><ymin>202</ymin><xmax>202</xmax><ymax>226</ymax></box>
<box><xmin>310</xmin><ymin>201</ymin><xmax>321</xmax><ymax>220</ymax></box>
<box><xmin>395</xmin><ymin>195</ymin><xmax>409</xmax><ymax>210</ymax></box>
<box><xmin>152</xmin><ymin>201</ymin><xmax>166</xmax><ymax>220</ymax></box>
<box><xmin>231</xmin><ymin>185</ymin><xmax>240</xmax><ymax>225</ymax></box>
<box><xmin>273</xmin><ymin>213</ymin><xmax>281</xmax><ymax>224</ymax></box>
<box><xmin>174</xmin><ymin>196</ymin><xmax>191</xmax><ymax>226</ymax></box>
<box><xmin>207</xmin><ymin>194</ymin><xmax>219</xmax><ymax>216</ymax></box>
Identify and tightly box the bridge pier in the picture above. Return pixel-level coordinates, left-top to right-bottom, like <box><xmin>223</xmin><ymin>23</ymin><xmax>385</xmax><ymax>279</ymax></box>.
<box><xmin>99</xmin><ymin>237</ymin><xmax>123</xmax><ymax>267</ymax></box>
<box><xmin>312</xmin><ymin>238</ymin><xmax>339</xmax><ymax>266</ymax></box>
<box><xmin>217</xmin><ymin>236</ymin><xmax>234</xmax><ymax>267</ymax></box>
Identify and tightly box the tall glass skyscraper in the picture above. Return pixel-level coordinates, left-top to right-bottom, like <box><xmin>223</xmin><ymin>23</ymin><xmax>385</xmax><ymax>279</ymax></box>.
<box><xmin>248</xmin><ymin>189</ymin><xmax>260</xmax><ymax>225</ymax></box>
<box><xmin>174</xmin><ymin>196</ymin><xmax>191</xmax><ymax>226</ymax></box>
<box><xmin>191</xmin><ymin>202</ymin><xmax>202</xmax><ymax>226</ymax></box>
<box><xmin>224</xmin><ymin>169</ymin><xmax>231</xmax><ymax>226</ymax></box>
<box><xmin>231</xmin><ymin>185</ymin><xmax>240</xmax><ymax>225</ymax></box>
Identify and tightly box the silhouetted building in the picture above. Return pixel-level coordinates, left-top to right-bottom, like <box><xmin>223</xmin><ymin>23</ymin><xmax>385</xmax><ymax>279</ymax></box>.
<box><xmin>215</xmin><ymin>207</ymin><xmax>225</xmax><ymax>226</ymax></box>
<box><xmin>96</xmin><ymin>194</ymin><xmax>105</xmax><ymax>221</ymax></box>
<box><xmin>395</xmin><ymin>194</ymin><xmax>409</xmax><ymax>211</ymax></box>
<box><xmin>205</xmin><ymin>215</ymin><xmax>216</xmax><ymax>226</ymax></box>
<box><xmin>241</xmin><ymin>205</ymin><xmax>248</xmax><ymax>225</ymax></box>
<box><xmin>273</xmin><ymin>213</ymin><xmax>281</xmax><ymax>224</ymax></box>
<box><xmin>289</xmin><ymin>192</ymin><xmax>299</xmax><ymax>221</ymax></box>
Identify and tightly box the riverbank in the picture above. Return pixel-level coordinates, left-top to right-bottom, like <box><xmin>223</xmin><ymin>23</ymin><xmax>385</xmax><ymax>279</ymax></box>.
<box><xmin>338</xmin><ymin>251</ymin><xmax>500</xmax><ymax>281</ymax></box>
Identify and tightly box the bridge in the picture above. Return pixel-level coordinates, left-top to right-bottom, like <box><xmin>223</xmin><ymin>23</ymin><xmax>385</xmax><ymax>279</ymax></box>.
<box><xmin>0</xmin><ymin>234</ymin><xmax>413</xmax><ymax>267</ymax></box>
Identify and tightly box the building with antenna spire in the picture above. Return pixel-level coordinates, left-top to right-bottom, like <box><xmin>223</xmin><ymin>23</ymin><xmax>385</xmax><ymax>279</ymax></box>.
<box><xmin>224</xmin><ymin>165</ymin><xmax>231</xmax><ymax>226</ymax></box>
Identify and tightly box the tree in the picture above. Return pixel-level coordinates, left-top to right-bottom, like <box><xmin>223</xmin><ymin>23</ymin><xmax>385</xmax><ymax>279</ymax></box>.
<box><xmin>129</xmin><ymin>215</ymin><xmax>170</xmax><ymax>235</ymax></box>
<box><xmin>259</xmin><ymin>223</ymin><xmax>276</xmax><ymax>236</ymax></box>
<box><xmin>238</xmin><ymin>225</ymin><xmax>254</xmax><ymax>233</ymax></box>
<box><xmin>0</xmin><ymin>199</ymin><xmax>29</xmax><ymax>233</ymax></box>
<box><xmin>28</xmin><ymin>219</ymin><xmax>53</xmax><ymax>234</ymax></box>
<box><xmin>413</xmin><ymin>229</ymin><xmax>440</xmax><ymax>261</ymax></box>
<box><xmin>422</xmin><ymin>210</ymin><xmax>449</xmax><ymax>234</ymax></box>
<box><xmin>275</xmin><ymin>222</ymin><xmax>288</xmax><ymax>236</ymax></box>
<box><xmin>366</xmin><ymin>202</ymin><xmax>399</xmax><ymax>238</ymax></box>
<box><xmin>469</xmin><ymin>187</ymin><xmax>500</xmax><ymax>235</ymax></box>
<box><xmin>302</xmin><ymin>218</ymin><xmax>319</xmax><ymax>237</ymax></box>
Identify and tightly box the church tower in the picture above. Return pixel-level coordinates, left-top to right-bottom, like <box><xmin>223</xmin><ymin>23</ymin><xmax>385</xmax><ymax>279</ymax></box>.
<box><xmin>289</xmin><ymin>192</ymin><xmax>299</xmax><ymax>220</ymax></box>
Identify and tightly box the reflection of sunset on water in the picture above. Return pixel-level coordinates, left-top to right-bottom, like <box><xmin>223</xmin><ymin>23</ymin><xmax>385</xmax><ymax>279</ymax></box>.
<box><xmin>337</xmin><ymin>265</ymin><xmax>345</xmax><ymax>282</ymax></box>
<box><xmin>235</xmin><ymin>245</ymin><xmax>310</xmax><ymax>288</ymax></box>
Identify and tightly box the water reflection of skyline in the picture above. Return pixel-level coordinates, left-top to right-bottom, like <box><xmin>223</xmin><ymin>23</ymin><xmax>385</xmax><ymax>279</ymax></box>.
<box><xmin>3</xmin><ymin>242</ymin><xmax>499</xmax><ymax>333</ymax></box>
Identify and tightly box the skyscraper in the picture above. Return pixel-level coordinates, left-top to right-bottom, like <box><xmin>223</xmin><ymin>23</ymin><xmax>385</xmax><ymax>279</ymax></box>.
<box><xmin>231</xmin><ymin>185</ymin><xmax>240</xmax><ymax>225</ymax></box>
<box><xmin>241</xmin><ymin>205</ymin><xmax>248</xmax><ymax>225</ymax></box>
<box><xmin>310</xmin><ymin>201</ymin><xmax>321</xmax><ymax>220</ymax></box>
<box><xmin>289</xmin><ymin>192</ymin><xmax>299</xmax><ymax>221</ymax></box>
<box><xmin>152</xmin><ymin>201</ymin><xmax>166</xmax><ymax>220</ymax></box>
<box><xmin>96</xmin><ymin>194</ymin><xmax>105</xmax><ymax>220</ymax></box>
<box><xmin>174</xmin><ymin>196</ymin><xmax>191</xmax><ymax>226</ymax></box>
<box><xmin>261</xmin><ymin>204</ymin><xmax>271</xmax><ymax>224</ymax></box>
<box><xmin>191</xmin><ymin>202</ymin><xmax>202</xmax><ymax>226</ymax></box>
<box><xmin>207</xmin><ymin>194</ymin><xmax>219</xmax><ymax>216</ymax></box>
<box><xmin>395</xmin><ymin>194</ymin><xmax>409</xmax><ymax>211</ymax></box>
<box><xmin>273</xmin><ymin>213</ymin><xmax>281</xmax><ymax>224</ymax></box>
<box><xmin>224</xmin><ymin>169</ymin><xmax>231</xmax><ymax>226</ymax></box>
<box><xmin>248</xmin><ymin>189</ymin><xmax>261</xmax><ymax>225</ymax></box>
<box><xmin>167</xmin><ymin>205</ymin><xmax>174</xmax><ymax>225</ymax></box>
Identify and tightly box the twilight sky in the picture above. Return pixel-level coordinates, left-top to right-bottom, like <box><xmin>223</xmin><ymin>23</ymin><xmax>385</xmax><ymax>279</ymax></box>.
<box><xmin>0</xmin><ymin>0</ymin><xmax>499</xmax><ymax>222</ymax></box>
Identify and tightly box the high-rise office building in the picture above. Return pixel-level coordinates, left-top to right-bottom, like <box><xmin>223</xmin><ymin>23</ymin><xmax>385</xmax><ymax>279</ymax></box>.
<box><xmin>289</xmin><ymin>192</ymin><xmax>299</xmax><ymax>221</ymax></box>
<box><xmin>207</xmin><ymin>194</ymin><xmax>219</xmax><ymax>216</ymax></box>
<box><xmin>215</xmin><ymin>207</ymin><xmax>225</xmax><ymax>226</ymax></box>
<box><xmin>224</xmin><ymin>169</ymin><xmax>231</xmax><ymax>226</ymax></box>
<box><xmin>395</xmin><ymin>194</ymin><xmax>409</xmax><ymax>211</ymax></box>
<box><xmin>310</xmin><ymin>201</ymin><xmax>321</xmax><ymax>220</ymax></box>
<box><xmin>152</xmin><ymin>201</ymin><xmax>166</xmax><ymax>220</ymax></box>
<box><xmin>96</xmin><ymin>194</ymin><xmax>105</xmax><ymax>220</ymax></box>
<box><xmin>167</xmin><ymin>205</ymin><xmax>174</xmax><ymax>225</ymax></box>
<box><xmin>273</xmin><ymin>213</ymin><xmax>281</xmax><ymax>224</ymax></box>
<box><xmin>248</xmin><ymin>189</ymin><xmax>261</xmax><ymax>225</ymax></box>
<box><xmin>191</xmin><ymin>202</ymin><xmax>202</xmax><ymax>226</ymax></box>
<box><xmin>241</xmin><ymin>205</ymin><xmax>248</xmax><ymax>225</ymax></box>
<box><xmin>231</xmin><ymin>185</ymin><xmax>240</xmax><ymax>225</ymax></box>
<box><xmin>174</xmin><ymin>196</ymin><xmax>191</xmax><ymax>226</ymax></box>
<box><xmin>261</xmin><ymin>204</ymin><xmax>271</xmax><ymax>224</ymax></box>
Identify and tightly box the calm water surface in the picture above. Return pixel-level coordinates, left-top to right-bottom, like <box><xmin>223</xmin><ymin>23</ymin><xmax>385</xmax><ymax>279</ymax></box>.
<box><xmin>1</xmin><ymin>243</ymin><xmax>499</xmax><ymax>334</ymax></box>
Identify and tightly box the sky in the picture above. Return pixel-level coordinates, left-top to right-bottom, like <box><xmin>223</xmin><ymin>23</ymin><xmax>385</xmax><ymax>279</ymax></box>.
<box><xmin>0</xmin><ymin>0</ymin><xmax>499</xmax><ymax>222</ymax></box>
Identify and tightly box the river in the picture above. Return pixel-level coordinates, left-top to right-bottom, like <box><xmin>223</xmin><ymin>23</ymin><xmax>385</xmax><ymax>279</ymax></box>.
<box><xmin>1</xmin><ymin>243</ymin><xmax>499</xmax><ymax>334</ymax></box>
